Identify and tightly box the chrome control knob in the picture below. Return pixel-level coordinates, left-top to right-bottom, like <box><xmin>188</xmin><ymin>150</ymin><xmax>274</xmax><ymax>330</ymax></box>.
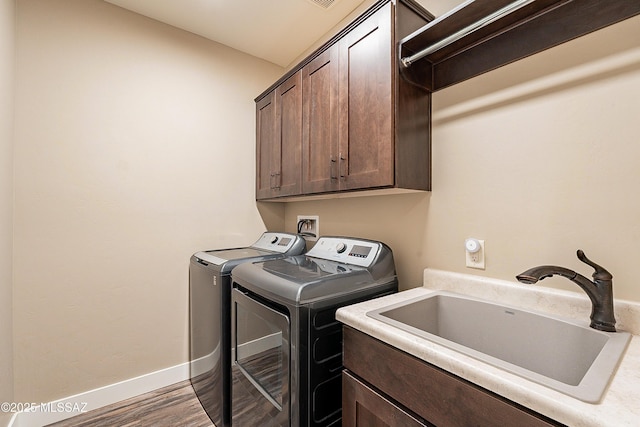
<box><xmin>336</xmin><ymin>242</ymin><xmax>347</xmax><ymax>254</ymax></box>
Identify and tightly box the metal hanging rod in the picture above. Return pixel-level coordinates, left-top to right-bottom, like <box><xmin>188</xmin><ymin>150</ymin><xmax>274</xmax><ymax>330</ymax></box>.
<box><xmin>400</xmin><ymin>0</ymin><xmax>537</xmax><ymax>68</ymax></box>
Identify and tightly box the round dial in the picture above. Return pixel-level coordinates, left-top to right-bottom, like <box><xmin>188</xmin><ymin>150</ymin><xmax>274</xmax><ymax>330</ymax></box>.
<box><xmin>336</xmin><ymin>242</ymin><xmax>347</xmax><ymax>254</ymax></box>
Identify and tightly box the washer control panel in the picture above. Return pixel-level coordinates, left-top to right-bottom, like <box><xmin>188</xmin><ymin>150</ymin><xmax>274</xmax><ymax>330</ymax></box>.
<box><xmin>252</xmin><ymin>232</ymin><xmax>303</xmax><ymax>253</ymax></box>
<box><xmin>306</xmin><ymin>237</ymin><xmax>381</xmax><ymax>267</ymax></box>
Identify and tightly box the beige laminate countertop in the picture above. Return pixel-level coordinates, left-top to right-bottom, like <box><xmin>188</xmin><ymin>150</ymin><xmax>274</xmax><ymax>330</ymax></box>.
<box><xmin>336</xmin><ymin>269</ymin><xmax>640</xmax><ymax>427</ymax></box>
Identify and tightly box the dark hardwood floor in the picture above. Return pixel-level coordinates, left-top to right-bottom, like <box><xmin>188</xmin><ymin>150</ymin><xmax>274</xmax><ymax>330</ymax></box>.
<box><xmin>46</xmin><ymin>380</ymin><xmax>215</xmax><ymax>427</ymax></box>
<box><xmin>232</xmin><ymin>348</ymin><xmax>284</xmax><ymax>426</ymax></box>
<box><xmin>47</xmin><ymin>349</ymin><xmax>284</xmax><ymax>426</ymax></box>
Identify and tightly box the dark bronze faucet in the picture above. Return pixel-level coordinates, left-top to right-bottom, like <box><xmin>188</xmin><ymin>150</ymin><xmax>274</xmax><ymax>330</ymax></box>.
<box><xmin>516</xmin><ymin>250</ymin><xmax>617</xmax><ymax>332</ymax></box>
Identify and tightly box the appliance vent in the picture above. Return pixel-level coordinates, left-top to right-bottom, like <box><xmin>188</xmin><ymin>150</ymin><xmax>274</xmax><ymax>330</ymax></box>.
<box><xmin>307</xmin><ymin>0</ymin><xmax>337</xmax><ymax>9</ymax></box>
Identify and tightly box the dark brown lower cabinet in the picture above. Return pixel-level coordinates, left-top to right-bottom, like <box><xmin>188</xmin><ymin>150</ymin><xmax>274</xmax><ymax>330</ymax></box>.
<box><xmin>343</xmin><ymin>370</ymin><xmax>431</xmax><ymax>427</ymax></box>
<box><xmin>342</xmin><ymin>327</ymin><xmax>565</xmax><ymax>427</ymax></box>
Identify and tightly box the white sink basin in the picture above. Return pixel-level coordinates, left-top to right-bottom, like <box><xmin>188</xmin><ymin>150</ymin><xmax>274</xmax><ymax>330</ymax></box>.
<box><xmin>366</xmin><ymin>291</ymin><xmax>630</xmax><ymax>402</ymax></box>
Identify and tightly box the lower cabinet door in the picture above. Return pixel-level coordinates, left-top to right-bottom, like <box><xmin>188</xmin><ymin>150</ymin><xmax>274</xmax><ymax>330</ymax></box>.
<box><xmin>343</xmin><ymin>370</ymin><xmax>431</xmax><ymax>427</ymax></box>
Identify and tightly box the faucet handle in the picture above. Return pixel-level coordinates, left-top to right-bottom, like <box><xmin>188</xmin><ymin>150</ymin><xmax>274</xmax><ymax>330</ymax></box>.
<box><xmin>577</xmin><ymin>250</ymin><xmax>613</xmax><ymax>281</ymax></box>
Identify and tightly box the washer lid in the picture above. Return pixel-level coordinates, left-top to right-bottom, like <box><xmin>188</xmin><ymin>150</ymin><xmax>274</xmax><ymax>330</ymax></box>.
<box><xmin>262</xmin><ymin>256</ymin><xmax>367</xmax><ymax>283</ymax></box>
<box><xmin>231</xmin><ymin>237</ymin><xmax>397</xmax><ymax>305</ymax></box>
<box><xmin>235</xmin><ymin>256</ymin><xmax>383</xmax><ymax>304</ymax></box>
<box><xmin>193</xmin><ymin>232</ymin><xmax>306</xmax><ymax>273</ymax></box>
<box><xmin>194</xmin><ymin>248</ymin><xmax>271</xmax><ymax>266</ymax></box>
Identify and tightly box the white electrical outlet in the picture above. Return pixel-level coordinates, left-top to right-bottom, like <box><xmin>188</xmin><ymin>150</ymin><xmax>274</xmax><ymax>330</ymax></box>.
<box><xmin>465</xmin><ymin>238</ymin><xmax>485</xmax><ymax>269</ymax></box>
<box><xmin>297</xmin><ymin>215</ymin><xmax>319</xmax><ymax>241</ymax></box>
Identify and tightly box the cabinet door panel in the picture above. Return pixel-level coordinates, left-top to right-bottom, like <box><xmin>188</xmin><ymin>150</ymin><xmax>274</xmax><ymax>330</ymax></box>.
<box><xmin>275</xmin><ymin>72</ymin><xmax>302</xmax><ymax>196</ymax></box>
<box><xmin>343</xmin><ymin>371</ymin><xmax>429</xmax><ymax>427</ymax></box>
<box><xmin>256</xmin><ymin>91</ymin><xmax>277</xmax><ymax>200</ymax></box>
<box><xmin>339</xmin><ymin>4</ymin><xmax>394</xmax><ymax>191</ymax></box>
<box><xmin>302</xmin><ymin>47</ymin><xmax>339</xmax><ymax>194</ymax></box>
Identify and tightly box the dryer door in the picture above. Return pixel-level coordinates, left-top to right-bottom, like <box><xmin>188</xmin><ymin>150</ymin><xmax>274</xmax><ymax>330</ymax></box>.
<box><xmin>232</xmin><ymin>288</ymin><xmax>290</xmax><ymax>426</ymax></box>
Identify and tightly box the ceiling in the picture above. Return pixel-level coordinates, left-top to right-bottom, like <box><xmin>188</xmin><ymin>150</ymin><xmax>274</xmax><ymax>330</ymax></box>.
<box><xmin>103</xmin><ymin>0</ymin><xmax>461</xmax><ymax>68</ymax></box>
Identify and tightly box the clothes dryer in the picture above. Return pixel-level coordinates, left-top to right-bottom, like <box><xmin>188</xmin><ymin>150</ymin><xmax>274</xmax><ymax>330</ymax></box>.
<box><xmin>231</xmin><ymin>236</ymin><xmax>397</xmax><ymax>426</ymax></box>
<box><xmin>189</xmin><ymin>232</ymin><xmax>306</xmax><ymax>427</ymax></box>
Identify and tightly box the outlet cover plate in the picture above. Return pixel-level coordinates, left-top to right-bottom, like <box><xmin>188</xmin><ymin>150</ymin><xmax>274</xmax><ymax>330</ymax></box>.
<box><xmin>465</xmin><ymin>239</ymin><xmax>485</xmax><ymax>269</ymax></box>
<box><xmin>297</xmin><ymin>215</ymin><xmax>319</xmax><ymax>241</ymax></box>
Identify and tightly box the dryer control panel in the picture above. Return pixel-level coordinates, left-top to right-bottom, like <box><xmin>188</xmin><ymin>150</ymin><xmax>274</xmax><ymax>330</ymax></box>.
<box><xmin>251</xmin><ymin>232</ymin><xmax>304</xmax><ymax>253</ymax></box>
<box><xmin>306</xmin><ymin>237</ymin><xmax>382</xmax><ymax>268</ymax></box>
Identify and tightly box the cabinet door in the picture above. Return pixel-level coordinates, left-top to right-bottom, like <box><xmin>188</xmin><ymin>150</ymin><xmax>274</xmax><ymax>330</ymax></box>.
<box><xmin>343</xmin><ymin>371</ymin><xmax>429</xmax><ymax>427</ymax></box>
<box><xmin>338</xmin><ymin>3</ymin><xmax>394</xmax><ymax>191</ymax></box>
<box><xmin>302</xmin><ymin>46</ymin><xmax>339</xmax><ymax>194</ymax></box>
<box><xmin>255</xmin><ymin>91</ymin><xmax>277</xmax><ymax>200</ymax></box>
<box><xmin>256</xmin><ymin>73</ymin><xmax>302</xmax><ymax>200</ymax></box>
<box><xmin>274</xmin><ymin>71</ymin><xmax>302</xmax><ymax>197</ymax></box>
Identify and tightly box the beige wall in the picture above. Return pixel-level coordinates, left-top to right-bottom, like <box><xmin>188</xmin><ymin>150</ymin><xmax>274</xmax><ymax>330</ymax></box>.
<box><xmin>9</xmin><ymin>0</ymin><xmax>640</xmax><ymax>411</ymax></box>
<box><xmin>13</xmin><ymin>0</ymin><xmax>284</xmax><ymax>403</ymax></box>
<box><xmin>284</xmin><ymin>15</ymin><xmax>640</xmax><ymax>302</ymax></box>
<box><xmin>0</xmin><ymin>0</ymin><xmax>14</xmax><ymax>425</ymax></box>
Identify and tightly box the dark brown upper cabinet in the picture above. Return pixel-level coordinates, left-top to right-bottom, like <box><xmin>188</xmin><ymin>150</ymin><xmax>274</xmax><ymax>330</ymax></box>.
<box><xmin>301</xmin><ymin>46</ymin><xmax>339</xmax><ymax>194</ymax></box>
<box><xmin>256</xmin><ymin>0</ymin><xmax>434</xmax><ymax>201</ymax></box>
<box><xmin>255</xmin><ymin>90</ymin><xmax>276</xmax><ymax>200</ymax></box>
<box><xmin>337</xmin><ymin>4</ymin><xmax>394</xmax><ymax>192</ymax></box>
<box><xmin>256</xmin><ymin>71</ymin><xmax>302</xmax><ymax>200</ymax></box>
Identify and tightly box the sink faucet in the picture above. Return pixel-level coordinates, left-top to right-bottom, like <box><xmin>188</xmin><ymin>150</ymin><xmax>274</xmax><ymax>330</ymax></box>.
<box><xmin>516</xmin><ymin>250</ymin><xmax>617</xmax><ymax>332</ymax></box>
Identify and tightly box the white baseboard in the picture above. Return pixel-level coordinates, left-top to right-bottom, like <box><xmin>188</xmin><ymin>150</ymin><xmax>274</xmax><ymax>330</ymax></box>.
<box><xmin>7</xmin><ymin>333</ymin><xmax>283</xmax><ymax>427</ymax></box>
<box><xmin>234</xmin><ymin>332</ymin><xmax>281</xmax><ymax>361</ymax></box>
<box><xmin>190</xmin><ymin>344</ymin><xmax>220</xmax><ymax>378</ymax></box>
<box><xmin>8</xmin><ymin>361</ymin><xmax>190</xmax><ymax>427</ymax></box>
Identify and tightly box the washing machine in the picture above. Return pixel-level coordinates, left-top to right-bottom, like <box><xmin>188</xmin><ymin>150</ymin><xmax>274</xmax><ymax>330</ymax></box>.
<box><xmin>189</xmin><ymin>232</ymin><xmax>306</xmax><ymax>427</ymax></box>
<box><xmin>230</xmin><ymin>236</ymin><xmax>397</xmax><ymax>426</ymax></box>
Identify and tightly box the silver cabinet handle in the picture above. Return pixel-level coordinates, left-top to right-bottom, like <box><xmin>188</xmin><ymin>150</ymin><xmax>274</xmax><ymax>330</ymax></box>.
<box><xmin>330</xmin><ymin>157</ymin><xmax>338</xmax><ymax>180</ymax></box>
